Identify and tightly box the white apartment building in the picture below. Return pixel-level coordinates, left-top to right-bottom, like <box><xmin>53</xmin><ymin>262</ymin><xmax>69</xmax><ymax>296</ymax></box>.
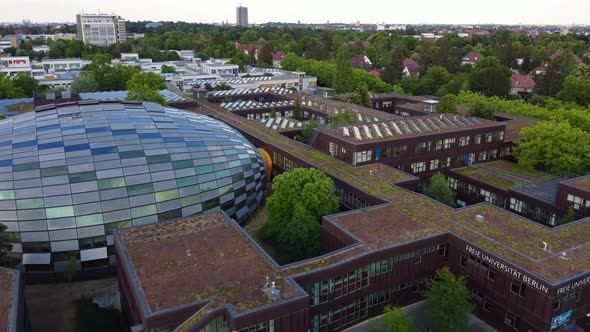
<box><xmin>76</xmin><ymin>13</ymin><xmax>127</xmax><ymax>46</ymax></box>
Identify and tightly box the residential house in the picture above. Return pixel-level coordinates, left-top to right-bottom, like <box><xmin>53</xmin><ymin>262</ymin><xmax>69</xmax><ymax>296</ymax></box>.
<box><xmin>235</xmin><ymin>42</ymin><xmax>264</xmax><ymax>61</ymax></box>
<box><xmin>510</xmin><ymin>73</ymin><xmax>536</xmax><ymax>95</ymax></box>
<box><xmin>549</xmin><ymin>49</ymin><xmax>582</xmax><ymax>63</ymax></box>
<box><xmin>402</xmin><ymin>58</ymin><xmax>420</xmax><ymax>78</ymax></box>
<box><xmin>351</xmin><ymin>54</ymin><xmax>372</xmax><ymax>70</ymax></box>
<box><xmin>272</xmin><ymin>51</ymin><xmax>285</xmax><ymax>68</ymax></box>
<box><xmin>461</xmin><ymin>52</ymin><xmax>482</xmax><ymax>66</ymax></box>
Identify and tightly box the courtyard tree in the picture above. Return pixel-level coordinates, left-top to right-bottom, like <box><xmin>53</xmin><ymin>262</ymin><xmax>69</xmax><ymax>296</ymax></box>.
<box><xmin>468</xmin><ymin>56</ymin><xmax>512</xmax><ymax>97</ymax></box>
<box><xmin>423</xmin><ymin>173</ymin><xmax>456</xmax><ymax>207</ymax></box>
<box><xmin>424</xmin><ymin>267</ymin><xmax>474</xmax><ymax>332</ymax></box>
<box><xmin>71</xmin><ymin>72</ymin><xmax>99</xmax><ymax>94</ymax></box>
<box><xmin>370</xmin><ymin>305</ymin><xmax>415</xmax><ymax>332</ymax></box>
<box><xmin>261</xmin><ymin>168</ymin><xmax>339</xmax><ymax>260</ymax></box>
<box><xmin>352</xmin><ymin>82</ymin><xmax>372</xmax><ymax>107</ymax></box>
<box><xmin>126</xmin><ymin>72</ymin><xmax>167</xmax><ymax>105</ymax></box>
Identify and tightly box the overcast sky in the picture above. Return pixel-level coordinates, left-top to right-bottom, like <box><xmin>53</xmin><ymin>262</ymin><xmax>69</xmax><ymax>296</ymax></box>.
<box><xmin>1</xmin><ymin>0</ymin><xmax>589</xmax><ymax>26</ymax></box>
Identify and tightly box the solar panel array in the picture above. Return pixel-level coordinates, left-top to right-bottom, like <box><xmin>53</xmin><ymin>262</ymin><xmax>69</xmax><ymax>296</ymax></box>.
<box><xmin>79</xmin><ymin>90</ymin><xmax>187</xmax><ymax>103</ymax></box>
<box><xmin>343</xmin><ymin>115</ymin><xmax>484</xmax><ymax>141</ymax></box>
<box><xmin>221</xmin><ymin>99</ymin><xmax>296</xmax><ymax>111</ymax></box>
<box><xmin>210</xmin><ymin>87</ymin><xmax>294</xmax><ymax>97</ymax></box>
<box><xmin>259</xmin><ymin>117</ymin><xmax>303</xmax><ymax>131</ymax></box>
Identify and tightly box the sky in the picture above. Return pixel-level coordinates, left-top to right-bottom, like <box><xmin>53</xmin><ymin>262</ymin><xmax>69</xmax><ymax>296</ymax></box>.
<box><xmin>1</xmin><ymin>0</ymin><xmax>589</xmax><ymax>26</ymax></box>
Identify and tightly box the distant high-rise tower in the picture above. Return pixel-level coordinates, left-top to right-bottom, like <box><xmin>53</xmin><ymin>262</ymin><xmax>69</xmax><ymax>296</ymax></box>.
<box><xmin>76</xmin><ymin>13</ymin><xmax>127</xmax><ymax>46</ymax></box>
<box><xmin>236</xmin><ymin>6</ymin><xmax>248</xmax><ymax>28</ymax></box>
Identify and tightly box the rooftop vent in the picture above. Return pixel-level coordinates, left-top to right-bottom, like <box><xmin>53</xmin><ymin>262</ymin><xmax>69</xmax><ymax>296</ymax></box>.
<box><xmin>262</xmin><ymin>276</ymin><xmax>281</xmax><ymax>300</ymax></box>
<box><xmin>541</xmin><ymin>241</ymin><xmax>551</xmax><ymax>252</ymax></box>
<box><xmin>559</xmin><ymin>252</ymin><xmax>569</xmax><ymax>260</ymax></box>
<box><xmin>474</xmin><ymin>214</ymin><xmax>485</xmax><ymax>222</ymax></box>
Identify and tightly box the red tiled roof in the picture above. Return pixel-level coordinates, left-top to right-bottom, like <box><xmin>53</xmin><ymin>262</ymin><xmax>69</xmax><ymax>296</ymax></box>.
<box><xmin>272</xmin><ymin>51</ymin><xmax>285</xmax><ymax>61</ymax></box>
<box><xmin>511</xmin><ymin>74</ymin><xmax>536</xmax><ymax>90</ymax></box>
<box><xmin>462</xmin><ymin>51</ymin><xmax>482</xmax><ymax>62</ymax></box>
<box><xmin>549</xmin><ymin>49</ymin><xmax>582</xmax><ymax>63</ymax></box>
<box><xmin>369</xmin><ymin>69</ymin><xmax>382</xmax><ymax>77</ymax></box>
<box><xmin>403</xmin><ymin>58</ymin><xmax>420</xmax><ymax>74</ymax></box>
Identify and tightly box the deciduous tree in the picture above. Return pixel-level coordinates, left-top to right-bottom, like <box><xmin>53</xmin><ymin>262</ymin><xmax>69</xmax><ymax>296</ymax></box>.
<box><xmin>352</xmin><ymin>82</ymin><xmax>371</xmax><ymax>107</ymax></box>
<box><xmin>436</xmin><ymin>94</ymin><xmax>458</xmax><ymax>114</ymax></box>
<box><xmin>71</xmin><ymin>72</ymin><xmax>99</xmax><ymax>94</ymax></box>
<box><xmin>424</xmin><ymin>267</ymin><xmax>474</xmax><ymax>332</ymax></box>
<box><xmin>369</xmin><ymin>306</ymin><xmax>415</xmax><ymax>332</ymax></box>
<box><xmin>333</xmin><ymin>44</ymin><xmax>353</xmax><ymax>93</ymax></box>
<box><xmin>513</xmin><ymin>121</ymin><xmax>590</xmax><ymax>174</ymax></box>
<box><xmin>468</xmin><ymin>56</ymin><xmax>511</xmax><ymax>97</ymax></box>
<box><xmin>423</xmin><ymin>173</ymin><xmax>456</xmax><ymax>207</ymax></box>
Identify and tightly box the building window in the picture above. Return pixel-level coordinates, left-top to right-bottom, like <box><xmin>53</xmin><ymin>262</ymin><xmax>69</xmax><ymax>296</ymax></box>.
<box><xmin>479</xmin><ymin>189</ymin><xmax>496</xmax><ymax>204</ymax></box>
<box><xmin>329</xmin><ymin>142</ymin><xmax>338</xmax><ymax>157</ymax></box>
<box><xmin>553</xmin><ymin>300</ymin><xmax>560</xmax><ymax>311</ymax></box>
<box><xmin>487</xmin><ymin>270</ymin><xmax>496</xmax><ymax>282</ymax></box>
<box><xmin>410</xmin><ymin>162</ymin><xmax>426</xmax><ymax>173</ymax></box>
<box><xmin>510</xmin><ymin>281</ymin><xmax>526</xmax><ymax>297</ymax></box>
<box><xmin>504</xmin><ymin>311</ymin><xmax>519</xmax><ymax>330</ymax></box>
<box><xmin>447</xmin><ymin>177</ymin><xmax>458</xmax><ymax>190</ymax></box>
<box><xmin>485</xmin><ymin>133</ymin><xmax>493</xmax><ymax>143</ymax></box>
<box><xmin>509</xmin><ymin>198</ymin><xmax>523</xmax><ymax>213</ymax></box>
<box><xmin>354</xmin><ymin>150</ymin><xmax>372</xmax><ymax>164</ymax></box>
<box><xmin>475</xmin><ymin>134</ymin><xmax>482</xmax><ymax>144</ymax></box>
<box><xmin>430</xmin><ymin>159</ymin><xmax>440</xmax><ymax>171</ymax></box>
<box><xmin>459</xmin><ymin>136</ymin><xmax>470</xmax><ymax>147</ymax></box>
<box><xmin>415</xmin><ymin>141</ymin><xmax>429</xmax><ymax>153</ymax></box>
<box><xmin>459</xmin><ymin>254</ymin><xmax>468</xmax><ymax>267</ymax></box>
<box><xmin>567</xmin><ymin>194</ymin><xmax>584</xmax><ymax>210</ymax></box>
<box><xmin>443</xmin><ymin>138</ymin><xmax>456</xmax><ymax>149</ymax></box>
<box><xmin>483</xmin><ymin>298</ymin><xmax>492</xmax><ymax>312</ymax></box>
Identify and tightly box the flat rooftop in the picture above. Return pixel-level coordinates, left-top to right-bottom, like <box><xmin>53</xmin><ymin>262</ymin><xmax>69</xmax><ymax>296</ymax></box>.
<box><xmin>450</xmin><ymin>160</ymin><xmax>549</xmax><ymax>190</ymax></box>
<box><xmin>188</xmin><ymin>101</ymin><xmax>590</xmax><ymax>284</ymax></box>
<box><xmin>117</xmin><ymin>212</ymin><xmax>300</xmax><ymax>314</ymax></box>
<box><xmin>561</xmin><ymin>176</ymin><xmax>590</xmax><ymax>192</ymax></box>
<box><xmin>495</xmin><ymin>112</ymin><xmax>542</xmax><ymax>142</ymax></box>
<box><xmin>323</xmin><ymin>114</ymin><xmax>502</xmax><ymax>144</ymax></box>
<box><xmin>0</xmin><ymin>268</ymin><xmax>17</xmax><ymax>332</ymax></box>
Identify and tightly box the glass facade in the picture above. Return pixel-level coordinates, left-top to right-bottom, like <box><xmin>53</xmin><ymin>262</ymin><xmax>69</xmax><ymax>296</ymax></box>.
<box><xmin>0</xmin><ymin>102</ymin><xmax>266</xmax><ymax>268</ymax></box>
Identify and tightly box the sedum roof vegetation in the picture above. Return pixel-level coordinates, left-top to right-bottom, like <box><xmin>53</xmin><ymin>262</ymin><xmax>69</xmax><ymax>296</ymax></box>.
<box><xmin>0</xmin><ymin>268</ymin><xmax>16</xmax><ymax>332</ymax></box>
<box><xmin>451</xmin><ymin>160</ymin><xmax>549</xmax><ymax>190</ymax></box>
<box><xmin>562</xmin><ymin>175</ymin><xmax>590</xmax><ymax>192</ymax></box>
<box><xmin>188</xmin><ymin>100</ymin><xmax>590</xmax><ymax>284</ymax></box>
<box><xmin>119</xmin><ymin>212</ymin><xmax>300</xmax><ymax>314</ymax></box>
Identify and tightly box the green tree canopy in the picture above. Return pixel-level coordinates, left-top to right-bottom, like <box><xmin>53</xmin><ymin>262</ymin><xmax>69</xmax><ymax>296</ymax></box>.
<box><xmin>468</xmin><ymin>56</ymin><xmax>512</xmax><ymax>97</ymax></box>
<box><xmin>330</xmin><ymin>109</ymin><xmax>359</xmax><ymax>127</ymax></box>
<box><xmin>436</xmin><ymin>94</ymin><xmax>458</xmax><ymax>114</ymax></box>
<box><xmin>71</xmin><ymin>72</ymin><xmax>99</xmax><ymax>94</ymax></box>
<box><xmin>276</xmin><ymin>203</ymin><xmax>321</xmax><ymax>261</ymax></box>
<box><xmin>423</xmin><ymin>173</ymin><xmax>456</xmax><ymax>207</ymax></box>
<box><xmin>261</xmin><ymin>168</ymin><xmax>339</xmax><ymax>245</ymax></box>
<box><xmin>0</xmin><ymin>74</ymin><xmax>25</xmax><ymax>99</ymax></box>
<box><xmin>468</xmin><ymin>99</ymin><xmax>496</xmax><ymax>120</ymax></box>
<box><xmin>126</xmin><ymin>72</ymin><xmax>166</xmax><ymax>91</ymax></box>
<box><xmin>12</xmin><ymin>72</ymin><xmax>44</xmax><ymax>97</ymax></box>
<box><xmin>370</xmin><ymin>306</ymin><xmax>415</xmax><ymax>332</ymax></box>
<box><xmin>382</xmin><ymin>46</ymin><xmax>405</xmax><ymax>85</ymax></box>
<box><xmin>160</xmin><ymin>64</ymin><xmax>177</xmax><ymax>74</ymax></box>
<box><xmin>352</xmin><ymin>82</ymin><xmax>371</xmax><ymax>107</ymax></box>
<box><xmin>333</xmin><ymin>44</ymin><xmax>354</xmax><ymax>93</ymax></box>
<box><xmin>424</xmin><ymin>267</ymin><xmax>474</xmax><ymax>332</ymax></box>
<box><xmin>513</xmin><ymin>121</ymin><xmax>590</xmax><ymax>174</ymax></box>
<box><xmin>297</xmin><ymin>119</ymin><xmax>319</xmax><ymax>144</ymax></box>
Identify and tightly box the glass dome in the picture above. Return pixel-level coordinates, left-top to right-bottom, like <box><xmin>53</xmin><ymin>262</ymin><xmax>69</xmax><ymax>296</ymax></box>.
<box><xmin>0</xmin><ymin>101</ymin><xmax>266</xmax><ymax>270</ymax></box>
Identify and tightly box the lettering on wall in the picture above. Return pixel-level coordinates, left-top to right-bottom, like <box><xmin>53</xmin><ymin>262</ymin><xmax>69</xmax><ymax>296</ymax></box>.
<box><xmin>465</xmin><ymin>245</ymin><xmax>549</xmax><ymax>294</ymax></box>
<box><xmin>557</xmin><ymin>277</ymin><xmax>590</xmax><ymax>295</ymax></box>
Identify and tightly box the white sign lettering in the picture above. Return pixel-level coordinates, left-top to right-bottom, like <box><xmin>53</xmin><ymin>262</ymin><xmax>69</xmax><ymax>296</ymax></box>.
<box><xmin>465</xmin><ymin>245</ymin><xmax>549</xmax><ymax>294</ymax></box>
<box><xmin>557</xmin><ymin>277</ymin><xmax>590</xmax><ymax>295</ymax></box>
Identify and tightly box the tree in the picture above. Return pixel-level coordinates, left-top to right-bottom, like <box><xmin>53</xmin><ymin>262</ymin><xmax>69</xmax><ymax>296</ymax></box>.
<box><xmin>214</xmin><ymin>83</ymin><xmax>232</xmax><ymax>91</ymax></box>
<box><xmin>0</xmin><ymin>74</ymin><xmax>25</xmax><ymax>99</ymax></box>
<box><xmin>424</xmin><ymin>267</ymin><xmax>474</xmax><ymax>332</ymax></box>
<box><xmin>352</xmin><ymin>82</ymin><xmax>371</xmax><ymax>107</ymax></box>
<box><xmin>276</xmin><ymin>203</ymin><xmax>321</xmax><ymax>261</ymax></box>
<box><xmin>270</xmin><ymin>108</ymin><xmax>277</xmax><ymax>118</ymax></box>
<box><xmin>260</xmin><ymin>168</ymin><xmax>339</xmax><ymax>245</ymax></box>
<box><xmin>468</xmin><ymin>100</ymin><xmax>495</xmax><ymax>120</ymax></box>
<box><xmin>333</xmin><ymin>44</ymin><xmax>353</xmax><ymax>93</ymax></box>
<box><xmin>240</xmin><ymin>29</ymin><xmax>260</xmax><ymax>44</ymax></box>
<box><xmin>126</xmin><ymin>72</ymin><xmax>166</xmax><ymax>91</ymax></box>
<box><xmin>126</xmin><ymin>89</ymin><xmax>166</xmax><ymax>105</ymax></box>
<box><xmin>297</xmin><ymin>119</ymin><xmax>319</xmax><ymax>144</ymax></box>
<box><xmin>12</xmin><ymin>72</ymin><xmax>43</xmax><ymax>97</ymax></box>
<box><xmin>468</xmin><ymin>56</ymin><xmax>512</xmax><ymax>97</ymax></box>
<box><xmin>330</xmin><ymin>110</ymin><xmax>358</xmax><ymax>126</ymax></box>
<box><xmin>436</xmin><ymin>94</ymin><xmax>458</xmax><ymax>114</ymax></box>
<box><xmin>293</xmin><ymin>101</ymin><xmax>302</xmax><ymax>120</ymax></box>
<box><xmin>160</xmin><ymin>64</ymin><xmax>177</xmax><ymax>74</ymax></box>
<box><xmin>71</xmin><ymin>72</ymin><xmax>99</xmax><ymax>94</ymax></box>
<box><xmin>64</xmin><ymin>255</ymin><xmax>78</xmax><ymax>297</ymax></box>
<box><xmin>382</xmin><ymin>46</ymin><xmax>405</xmax><ymax>84</ymax></box>
<box><xmin>560</xmin><ymin>206</ymin><xmax>576</xmax><ymax>225</ymax></box>
<box><xmin>418</xmin><ymin>66</ymin><xmax>451</xmax><ymax>95</ymax></box>
<box><xmin>258</xmin><ymin>43</ymin><xmax>274</xmax><ymax>66</ymax></box>
<box><xmin>556</xmin><ymin>75</ymin><xmax>590</xmax><ymax>106</ymax></box>
<box><xmin>370</xmin><ymin>306</ymin><xmax>415</xmax><ymax>332</ymax></box>
<box><xmin>0</xmin><ymin>223</ymin><xmax>12</xmax><ymax>264</ymax></box>
<box><xmin>512</xmin><ymin>121</ymin><xmax>590</xmax><ymax>174</ymax></box>
<box><xmin>423</xmin><ymin>173</ymin><xmax>456</xmax><ymax>207</ymax></box>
